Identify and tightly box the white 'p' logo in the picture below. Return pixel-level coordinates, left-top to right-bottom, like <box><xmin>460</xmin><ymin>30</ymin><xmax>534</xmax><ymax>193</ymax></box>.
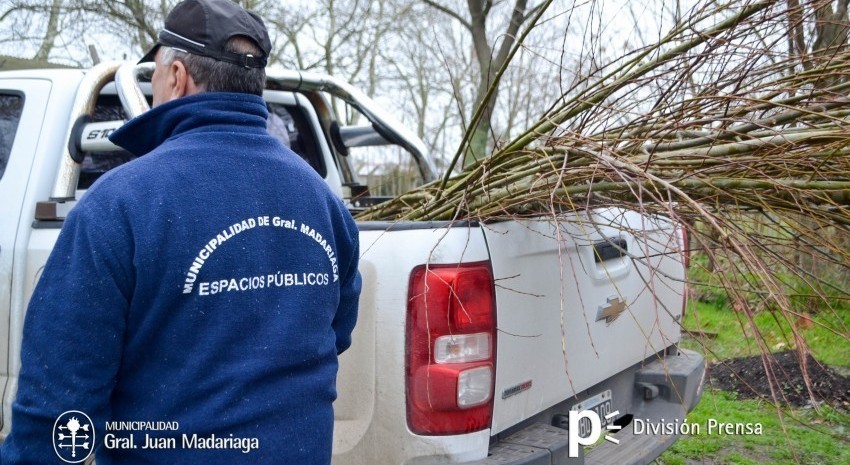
<box><xmin>567</xmin><ymin>409</ymin><xmax>622</xmax><ymax>457</ymax></box>
<box><xmin>569</xmin><ymin>409</ymin><xmax>601</xmax><ymax>456</ymax></box>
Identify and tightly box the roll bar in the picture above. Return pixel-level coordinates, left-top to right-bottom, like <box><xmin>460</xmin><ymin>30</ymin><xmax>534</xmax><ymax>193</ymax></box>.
<box><xmin>264</xmin><ymin>69</ymin><xmax>437</xmax><ymax>182</ymax></box>
<box><xmin>50</xmin><ymin>61</ymin><xmax>122</xmax><ymax>201</ymax></box>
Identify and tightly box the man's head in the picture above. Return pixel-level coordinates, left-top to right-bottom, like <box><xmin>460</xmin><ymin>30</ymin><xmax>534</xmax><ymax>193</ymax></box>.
<box><xmin>141</xmin><ymin>0</ymin><xmax>272</xmax><ymax>106</ymax></box>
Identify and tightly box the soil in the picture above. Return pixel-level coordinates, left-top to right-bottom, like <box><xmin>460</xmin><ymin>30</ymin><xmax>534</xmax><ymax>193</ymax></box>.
<box><xmin>708</xmin><ymin>350</ymin><xmax>850</xmax><ymax>409</ymax></box>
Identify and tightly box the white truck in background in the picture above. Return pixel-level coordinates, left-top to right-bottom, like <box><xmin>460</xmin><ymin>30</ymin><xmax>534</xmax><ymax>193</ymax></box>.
<box><xmin>0</xmin><ymin>61</ymin><xmax>704</xmax><ymax>464</ymax></box>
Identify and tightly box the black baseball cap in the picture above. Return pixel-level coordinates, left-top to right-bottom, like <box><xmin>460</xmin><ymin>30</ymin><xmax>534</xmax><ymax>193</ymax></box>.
<box><xmin>139</xmin><ymin>0</ymin><xmax>271</xmax><ymax>68</ymax></box>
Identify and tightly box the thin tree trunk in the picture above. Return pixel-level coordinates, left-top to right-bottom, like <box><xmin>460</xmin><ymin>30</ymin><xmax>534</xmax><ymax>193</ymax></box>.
<box><xmin>34</xmin><ymin>0</ymin><xmax>63</xmax><ymax>61</ymax></box>
<box><xmin>463</xmin><ymin>0</ymin><xmax>529</xmax><ymax>167</ymax></box>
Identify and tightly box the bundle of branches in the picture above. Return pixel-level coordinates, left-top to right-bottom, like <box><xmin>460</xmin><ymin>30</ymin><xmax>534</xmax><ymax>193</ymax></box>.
<box><xmin>358</xmin><ymin>1</ymin><xmax>850</xmax><ymax>223</ymax></box>
<box><xmin>357</xmin><ymin>0</ymin><xmax>850</xmax><ymax>407</ymax></box>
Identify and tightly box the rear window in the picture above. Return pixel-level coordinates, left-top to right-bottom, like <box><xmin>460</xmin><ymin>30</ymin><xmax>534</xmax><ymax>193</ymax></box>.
<box><xmin>268</xmin><ymin>102</ymin><xmax>326</xmax><ymax>177</ymax></box>
<box><xmin>0</xmin><ymin>93</ymin><xmax>24</xmax><ymax>182</ymax></box>
<box><xmin>77</xmin><ymin>96</ymin><xmax>326</xmax><ymax>189</ymax></box>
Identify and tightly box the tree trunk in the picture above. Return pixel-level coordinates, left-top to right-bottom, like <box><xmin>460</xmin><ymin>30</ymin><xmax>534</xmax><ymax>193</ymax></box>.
<box><xmin>810</xmin><ymin>0</ymin><xmax>850</xmax><ymax>87</ymax></box>
<box><xmin>462</xmin><ymin>0</ymin><xmax>530</xmax><ymax>167</ymax></box>
<box><xmin>33</xmin><ymin>0</ymin><xmax>63</xmax><ymax>61</ymax></box>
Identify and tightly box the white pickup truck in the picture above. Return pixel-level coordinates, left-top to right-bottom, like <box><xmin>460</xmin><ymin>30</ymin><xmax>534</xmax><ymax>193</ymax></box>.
<box><xmin>0</xmin><ymin>61</ymin><xmax>704</xmax><ymax>464</ymax></box>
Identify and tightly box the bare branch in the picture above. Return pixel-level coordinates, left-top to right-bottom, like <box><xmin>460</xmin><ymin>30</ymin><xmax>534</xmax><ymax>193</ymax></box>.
<box><xmin>421</xmin><ymin>0</ymin><xmax>472</xmax><ymax>31</ymax></box>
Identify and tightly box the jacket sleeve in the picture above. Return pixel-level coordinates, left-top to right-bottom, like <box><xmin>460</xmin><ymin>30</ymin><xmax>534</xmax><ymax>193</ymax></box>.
<box><xmin>0</xmin><ymin>201</ymin><xmax>132</xmax><ymax>464</ymax></box>
<box><xmin>332</xmin><ymin>217</ymin><xmax>361</xmax><ymax>355</ymax></box>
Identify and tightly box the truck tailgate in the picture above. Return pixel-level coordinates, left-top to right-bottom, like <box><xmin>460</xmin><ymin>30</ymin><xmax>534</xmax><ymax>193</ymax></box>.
<box><xmin>333</xmin><ymin>223</ymin><xmax>494</xmax><ymax>464</ymax></box>
<box><xmin>482</xmin><ymin>209</ymin><xmax>686</xmax><ymax>434</ymax></box>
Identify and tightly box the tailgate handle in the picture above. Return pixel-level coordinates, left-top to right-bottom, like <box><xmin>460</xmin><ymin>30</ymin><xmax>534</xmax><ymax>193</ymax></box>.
<box><xmin>593</xmin><ymin>238</ymin><xmax>627</xmax><ymax>263</ymax></box>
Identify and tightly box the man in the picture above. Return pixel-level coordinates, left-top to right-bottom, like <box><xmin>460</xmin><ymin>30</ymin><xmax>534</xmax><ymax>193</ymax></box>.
<box><xmin>0</xmin><ymin>0</ymin><xmax>361</xmax><ymax>463</ymax></box>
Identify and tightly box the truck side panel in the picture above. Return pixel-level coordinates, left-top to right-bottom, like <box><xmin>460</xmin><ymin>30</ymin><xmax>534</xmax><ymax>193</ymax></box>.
<box><xmin>0</xmin><ymin>77</ymin><xmax>66</xmax><ymax>434</ymax></box>
<box><xmin>482</xmin><ymin>210</ymin><xmax>685</xmax><ymax>434</ymax></box>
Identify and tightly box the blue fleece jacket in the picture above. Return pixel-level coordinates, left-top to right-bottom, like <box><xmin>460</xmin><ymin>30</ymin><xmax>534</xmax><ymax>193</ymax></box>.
<box><xmin>1</xmin><ymin>93</ymin><xmax>361</xmax><ymax>464</ymax></box>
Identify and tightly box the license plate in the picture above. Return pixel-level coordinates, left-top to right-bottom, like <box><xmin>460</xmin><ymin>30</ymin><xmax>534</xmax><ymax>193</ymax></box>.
<box><xmin>570</xmin><ymin>389</ymin><xmax>613</xmax><ymax>438</ymax></box>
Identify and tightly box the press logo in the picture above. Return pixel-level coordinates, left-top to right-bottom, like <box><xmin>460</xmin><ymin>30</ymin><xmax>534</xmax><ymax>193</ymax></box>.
<box><xmin>569</xmin><ymin>409</ymin><xmax>621</xmax><ymax>457</ymax></box>
<box><xmin>53</xmin><ymin>411</ymin><xmax>95</xmax><ymax>463</ymax></box>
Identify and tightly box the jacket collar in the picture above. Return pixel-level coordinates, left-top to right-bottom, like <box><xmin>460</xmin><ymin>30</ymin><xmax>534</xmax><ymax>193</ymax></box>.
<box><xmin>109</xmin><ymin>92</ymin><xmax>269</xmax><ymax>156</ymax></box>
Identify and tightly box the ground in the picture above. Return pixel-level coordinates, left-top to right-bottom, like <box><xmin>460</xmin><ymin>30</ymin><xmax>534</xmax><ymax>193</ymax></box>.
<box><xmin>708</xmin><ymin>351</ymin><xmax>850</xmax><ymax>409</ymax></box>
<box><xmin>653</xmin><ymin>301</ymin><xmax>850</xmax><ymax>465</ymax></box>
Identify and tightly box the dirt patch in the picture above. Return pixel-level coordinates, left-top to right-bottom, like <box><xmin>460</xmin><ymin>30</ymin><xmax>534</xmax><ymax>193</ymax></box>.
<box><xmin>708</xmin><ymin>351</ymin><xmax>850</xmax><ymax>409</ymax></box>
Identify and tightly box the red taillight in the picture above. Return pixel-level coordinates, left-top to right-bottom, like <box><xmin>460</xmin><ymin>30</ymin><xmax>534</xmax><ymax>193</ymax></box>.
<box><xmin>406</xmin><ymin>262</ymin><xmax>496</xmax><ymax>435</ymax></box>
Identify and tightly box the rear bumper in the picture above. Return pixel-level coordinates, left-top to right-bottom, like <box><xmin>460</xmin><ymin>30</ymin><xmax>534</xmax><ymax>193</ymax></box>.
<box><xmin>459</xmin><ymin>348</ymin><xmax>706</xmax><ymax>465</ymax></box>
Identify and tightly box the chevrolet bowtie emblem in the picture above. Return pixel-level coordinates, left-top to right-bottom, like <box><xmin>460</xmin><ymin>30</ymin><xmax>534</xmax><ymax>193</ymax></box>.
<box><xmin>596</xmin><ymin>296</ymin><xmax>627</xmax><ymax>324</ymax></box>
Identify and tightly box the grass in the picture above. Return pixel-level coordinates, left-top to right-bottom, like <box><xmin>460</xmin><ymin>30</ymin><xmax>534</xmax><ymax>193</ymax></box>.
<box><xmin>679</xmin><ymin>300</ymin><xmax>850</xmax><ymax>366</ymax></box>
<box><xmin>680</xmin><ymin>253</ymin><xmax>850</xmax><ymax>366</ymax></box>
<box><xmin>656</xmin><ymin>276</ymin><xmax>850</xmax><ymax>465</ymax></box>
<box><xmin>656</xmin><ymin>390</ymin><xmax>850</xmax><ymax>465</ymax></box>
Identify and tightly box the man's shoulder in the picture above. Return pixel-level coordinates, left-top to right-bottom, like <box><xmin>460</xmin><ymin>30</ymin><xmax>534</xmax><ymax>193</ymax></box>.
<box><xmin>76</xmin><ymin>145</ymin><xmax>175</xmax><ymax>217</ymax></box>
<box><xmin>83</xmin><ymin>153</ymin><xmax>157</xmax><ymax>196</ymax></box>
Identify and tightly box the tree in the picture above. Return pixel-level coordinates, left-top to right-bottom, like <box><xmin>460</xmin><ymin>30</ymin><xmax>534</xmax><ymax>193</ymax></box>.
<box><xmin>32</xmin><ymin>0</ymin><xmax>60</xmax><ymax>60</ymax></box>
<box><xmin>0</xmin><ymin>0</ymin><xmax>570</xmax><ymax>165</ymax></box>
<box><xmin>268</xmin><ymin>0</ymin><xmax>404</xmax><ymax>123</ymax></box>
<box><xmin>788</xmin><ymin>0</ymin><xmax>850</xmax><ymax>87</ymax></box>
<box><xmin>421</xmin><ymin>0</ymin><xmax>547</xmax><ymax>167</ymax></box>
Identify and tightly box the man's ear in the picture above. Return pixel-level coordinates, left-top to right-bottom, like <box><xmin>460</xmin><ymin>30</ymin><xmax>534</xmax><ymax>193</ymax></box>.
<box><xmin>167</xmin><ymin>60</ymin><xmax>189</xmax><ymax>100</ymax></box>
<box><xmin>166</xmin><ymin>60</ymin><xmax>202</xmax><ymax>100</ymax></box>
